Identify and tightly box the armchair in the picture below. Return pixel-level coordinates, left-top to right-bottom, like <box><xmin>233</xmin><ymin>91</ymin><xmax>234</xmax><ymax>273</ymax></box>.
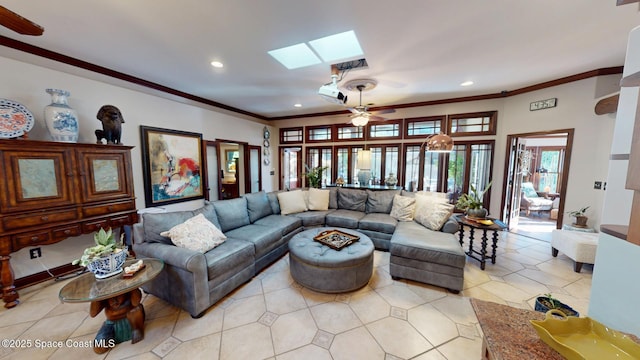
<box><xmin>520</xmin><ymin>182</ymin><xmax>554</xmax><ymax>216</ymax></box>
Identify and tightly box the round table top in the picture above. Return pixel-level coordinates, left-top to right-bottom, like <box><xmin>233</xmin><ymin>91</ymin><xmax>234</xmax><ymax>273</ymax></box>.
<box><xmin>59</xmin><ymin>258</ymin><xmax>164</xmax><ymax>303</ymax></box>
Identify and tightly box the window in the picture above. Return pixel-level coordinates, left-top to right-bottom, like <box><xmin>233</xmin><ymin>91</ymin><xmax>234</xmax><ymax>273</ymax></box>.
<box><xmin>447</xmin><ymin>141</ymin><xmax>494</xmax><ymax>208</ymax></box>
<box><xmin>406</xmin><ymin>116</ymin><xmax>445</xmax><ymax>138</ymax></box>
<box><xmin>336</xmin><ymin>125</ymin><xmax>364</xmax><ymax>140</ymax></box>
<box><xmin>369</xmin><ymin>120</ymin><xmax>402</xmax><ymax>139</ymax></box>
<box><xmin>404</xmin><ymin>144</ymin><xmax>445</xmax><ymax>192</ymax></box>
<box><xmin>524</xmin><ymin>146</ymin><xmax>565</xmax><ymax>193</ymax></box>
<box><xmin>280</xmin><ymin>127</ymin><xmax>303</xmax><ymax>144</ymax></box>
<box><xmin>306</xmin><ymin>126</ymin><xmax>332</xmax><ymax>142</ymax></box>
<box><xmin>306</xmin><ymin>147</ymin><xmax>333</xmax><ymax>186</ymax></box>
<box><xmin>448</xmin><ymin>111</ymin><xmax>497</xmax><ymax>136</ymax></box>
<box><xmin>368</xmin><ymin>145</ymin><xmax>400</xmax><ymax>185</ymax></box>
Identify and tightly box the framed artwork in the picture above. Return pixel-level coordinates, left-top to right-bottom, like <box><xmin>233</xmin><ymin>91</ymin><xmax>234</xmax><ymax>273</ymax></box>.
<box><xmin>226</xmin><ymin>150</ymin><xmax>239</xmax><ymax>173</ymax></box>
<box><xmin>140</xmin><ymin>126</ymin><xmax>204</xmax><ymax>207</ymax></box>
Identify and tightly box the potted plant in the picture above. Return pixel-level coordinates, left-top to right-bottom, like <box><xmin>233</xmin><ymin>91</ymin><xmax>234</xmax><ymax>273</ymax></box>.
<box><xmin>455</xmin><ymin>182</ymin><xmax>492</xmax><ymax>218</ymax></box>
<box><xmin>535</xmin><ymin>293</ymin><xmax>579</xmax><ymax>317</ymax></box>
<box><xmin>72</xmin><ymin>228</ymin><xmax>128</xmax><ymax>279</ymax></box>
<box><xmin>567</xmin><ymin>206</ymin><xmax>589</xmax><ymax>227</ymax></box>
<box><xmin>303</xmin><ymin>165</ymin><xmax>328</xmax><ymax>188</ymax></box>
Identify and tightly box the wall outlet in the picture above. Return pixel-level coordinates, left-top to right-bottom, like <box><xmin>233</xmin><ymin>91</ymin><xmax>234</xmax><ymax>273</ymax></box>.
<box><xmin>594</xmin><ymin>181</ymin><xmax>602</xmax><ymax>190</ymax></box>
<box><xmin>29</xmin><ymin>247</ymin><xmax>42</xmax><ymax>259</ymax></box>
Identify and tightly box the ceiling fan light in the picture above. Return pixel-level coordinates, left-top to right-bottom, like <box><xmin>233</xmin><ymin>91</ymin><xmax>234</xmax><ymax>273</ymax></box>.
<box><xmin>426</xmin><ymin>133</ymin><xmax>454</xmax><ymax>152</ymax></box>
<box><xmin>352</xmin><ymin>115</ymin><xmax>369</xmax><ymax>127</ymax></box>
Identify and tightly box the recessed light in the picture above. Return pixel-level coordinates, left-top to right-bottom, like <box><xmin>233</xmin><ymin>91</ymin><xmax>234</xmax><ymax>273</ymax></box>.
<box><xmin>461</xmin><ymin>81</ymin><xmax>474</xmax><ymax>87</ymax></box>
<box><xmin>210</xmin><ymin>61</ymin><xmax>224</xmax><ymax>68</ymax></box>
<box><xmin>294</xmin><ymin>103</ymin><xmax>302</xmax><ymax>108</ymax></box>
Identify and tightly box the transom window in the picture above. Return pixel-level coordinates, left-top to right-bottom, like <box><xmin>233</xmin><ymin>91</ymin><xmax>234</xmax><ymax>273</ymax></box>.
<box><xmin>280</xmin><ymin>127</ymin><xmax>303</xmax><ymax>144</ymax></box>
<box><xmin>306</xmin><ymin>126</ymin><xmax>332</xmax><ymax>142</ymax></box>
<box><xmin>369</xmin><ymin>120</ymin><xmax>401</xmax><ymax>139</ymax></box>
<box><xmin>406</xmin><ymin>116</ymin><xmax>445</xmax><ymax>138</ymax></box>
<box><xmin>448</xmin><ymin>111</ymin><xmax>497</xmax><ymax>136</ymax></box>
<box><xmin>336</xmin><ymin>125</ymin><xmax>364</xmax><ymax>140</ymax></box>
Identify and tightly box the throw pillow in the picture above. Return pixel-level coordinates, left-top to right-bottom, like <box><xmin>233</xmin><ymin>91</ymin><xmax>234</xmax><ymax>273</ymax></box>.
<box><xmin>390</xmin><ymin>195</ymin><xmax>417</xmax><ymax>221</ymax></box>
<box><xmin>307</xmin><ymin>188</ymin><xmax>330</xmax><ymax>211</ymax></box>
<box><xmin>414</xmin><ymin>193</ymin><xmax>454</xmax><ymax>230</ymax></box>
<box><xmin>244</xmin><ymin>191</ymin><xmax>273</xmax><ymax>223</ymax></box>
<box><xmin>277</xmin><ymin>190</ymin><xmax>308</xmax><ymax>215</ymax></box>
<box><xmin>366</xmin><ymin>189</ymin><xmax>401</xmax><ymax>213</ymax></box>
<box><xmin>160</xmin><ymin>214</ymin><xmax>226</xmax><ymax>253</ymax></box>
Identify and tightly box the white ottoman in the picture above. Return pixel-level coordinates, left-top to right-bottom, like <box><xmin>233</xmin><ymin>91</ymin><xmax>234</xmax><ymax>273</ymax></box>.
<box><xmin>551</xmin><ymin>229</ymin><xmax>599</xmax><ymax>272</ymax></box>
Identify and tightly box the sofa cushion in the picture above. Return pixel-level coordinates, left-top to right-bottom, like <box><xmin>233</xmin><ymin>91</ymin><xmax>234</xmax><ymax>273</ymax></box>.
<box><xmin>366</xmin><ymin>189</ymin><xmax>401</xmax><ymax>213</ymax></box>
<box><xmin>391</xmin><ymin>221</ymin><xmax>465</xmax><ymax>268</ymax></box>
<box><xmin>329</xmin><ymin>187</ymin><xmax>338</xmax><ymax>209</ymax></box>
<box><xmin>267</xmin><ymin>191</ymin><xmax>282</xmax><ymax>214</ymax></box>
<box><xmin>307</xmin><ymin>188</ymin><xmax>330</xmax><ymax>211</ymax></box>
<box><xmin>390</xmin><ymin>195</ymin><xmax>417</xmax><ymax>221</ymax></box>
<box><xmin>160</xmin><ymin>213</ymin><xmax>226</xmax><ymax>253</ymax></box>
<box><xmin>414</xmin><ymin>193</ymin><xmax>454</xmax><ymax>231</ymax></box>
<box><xmin>142</xmin><ymin>210</ymin><xmax>195</xmax><ymax>245</ymax></box>
<box><xmin>290</xmin><ymin>210</ymin><xmax>333</xmax><ymax>227</ymax></box>
<box><xmin>254</xmin><ymin>214</ymin><xmax>302</xmax><ymax>236</ymax></box>
<box><xmin>325</xmin><ymin>209</ymin><xmax>366</xmax><ymax>229</ymax></box>
<box><xmin>278</xmin><ymin>190</ymin><xmax>308</xmax><ymax>215</ymax></box>
<box><xmin>204</xmin><ymin>239</ymin><xmax>255</xmax><ymax>284</ymax></box>
<box><xmin>359</xmin><ymin>213</ymin><xmax>398</xmax><ymax>234</ymax></box>
<box><xmin>195</xmin><ymin>202</ymin><xmax>222</xmax><ymax>230</ymax></box>
<box><xmin>213</xmin><ymin>197</ymin><xmax>251</xmax><ymax>232</ymax></box>
<box><xmin>225</xmin><ymin>224</ymin><xmax>285</xmax><ymax>258</ymax></box>
<box><xmin>244</xmin><ymin>191</ymin><xmax>273</xmax><ymax>223</ymax></box>
<box><xmin>337</xmin><ymin>188</ymin><xmax>367</xmax><ymax>212</ymax></box>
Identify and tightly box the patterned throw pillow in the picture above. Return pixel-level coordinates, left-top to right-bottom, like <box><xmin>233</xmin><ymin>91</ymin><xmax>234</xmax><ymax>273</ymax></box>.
<box><xmin>390</xmin><ymin>195</ymin><xmax>416</xmax><ymax>221</ymax></box>
<box><xmin>160</xmin><ymin>214</ymin><xmax>226</xmax><ymax>253</ymax></box>
<box><xmin>414</xmin><ymin>193</ymin><xmax>454</xmax><ymax>231</ymax></box>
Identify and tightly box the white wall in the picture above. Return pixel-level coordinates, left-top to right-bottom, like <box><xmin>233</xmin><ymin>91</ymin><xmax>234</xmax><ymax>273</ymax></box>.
<box><xmin>0</xmin><ymin>55</ymin><xmax>278</xmax><ymax>278</ymax></box>
<box><xmin>589</xmin><ymin>25</ymin><xmax>640</xmax><ymax>337</ymax></box>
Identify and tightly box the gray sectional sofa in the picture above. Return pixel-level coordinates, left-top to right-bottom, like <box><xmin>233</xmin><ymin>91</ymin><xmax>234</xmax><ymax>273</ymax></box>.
<box><xmin>133</xmin><ymin>187</ymin><xmax>465</xmax><ymax>318</ymax></box>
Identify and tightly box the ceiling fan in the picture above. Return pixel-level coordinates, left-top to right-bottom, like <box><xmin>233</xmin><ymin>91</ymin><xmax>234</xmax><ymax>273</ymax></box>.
<box><xmin>344</xmin><ymin>79</ymin><xmax>395</xmax><ymax>126</ymax></box>
<box><xmin>0</xmin><ymin>6</ymin><xmax>44</xmax><ymax>36</ymax></box>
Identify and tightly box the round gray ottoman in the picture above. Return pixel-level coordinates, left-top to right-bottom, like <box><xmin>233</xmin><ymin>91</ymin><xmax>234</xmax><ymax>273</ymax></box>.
<box><xmin>288</xmin><ymin>227</ymin><xmax>374</xmax><ymax>293</ymax></box>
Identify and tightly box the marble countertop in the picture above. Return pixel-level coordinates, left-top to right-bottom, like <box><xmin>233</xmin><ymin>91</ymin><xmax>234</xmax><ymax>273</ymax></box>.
<box><xmin>471</xmin><ymin>298</ymin><xmax>564</xmax><ymax>359</ymax></box>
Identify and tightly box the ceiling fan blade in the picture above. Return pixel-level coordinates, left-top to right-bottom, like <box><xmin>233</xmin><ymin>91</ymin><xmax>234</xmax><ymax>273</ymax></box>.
<box><xmin>372</xmin><ymin>108</ymin><xmax>396</xmax><ymax>115</ymax></box>
<box><xmin>347</xmin><ymin>107</ymin><xmax>360</xmax><ymax>114</ymax></box>
<box><xmin>0</xmin><ymin>6</ymin><xmax>44</xmax><ymax>36</ymax></box>
<box><xmin>368</xmin><ymin>115</ymin><xmax>386</xmax><ymax>122</ymax></box>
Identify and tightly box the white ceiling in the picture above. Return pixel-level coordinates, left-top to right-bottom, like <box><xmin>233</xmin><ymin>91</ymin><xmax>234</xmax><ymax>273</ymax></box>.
<box><xmin>1</xmin><ymin>1</ymin><xmax>639</xmax><ymax>120</ymax></box>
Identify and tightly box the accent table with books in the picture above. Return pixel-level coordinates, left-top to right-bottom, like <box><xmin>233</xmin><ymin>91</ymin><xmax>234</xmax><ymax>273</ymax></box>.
<box><xmin>455</xmin><ymin>214</ymin><xmax>507</xmax><ymax>270</ymax></box>
<box><xmin>59</xmin><ymin>258</ymin><xmax>164</xmax><ymax>354</ymax></box>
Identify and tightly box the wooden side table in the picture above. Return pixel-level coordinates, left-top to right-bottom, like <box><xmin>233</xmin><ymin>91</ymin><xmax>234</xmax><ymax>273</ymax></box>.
<box><xmin>455</xmin><ymin>215</ymin><xmax>507</xmax><ymax>270</ymax></box>
<box><xmin>59</xmin><ymin>258</ymin><xmax>164</xmax><ymax>354</ymax></box>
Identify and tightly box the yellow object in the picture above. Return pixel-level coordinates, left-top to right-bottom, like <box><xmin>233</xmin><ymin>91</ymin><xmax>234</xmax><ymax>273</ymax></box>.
<box><xmin>476</xmin><ymin>219</ymin><xmax>494</xmax><ymax>226</ymax></box>
<box><xmin>530</xmin><ymin>309</ymin><xmax>640</xmax><ymax>360</ymax></box>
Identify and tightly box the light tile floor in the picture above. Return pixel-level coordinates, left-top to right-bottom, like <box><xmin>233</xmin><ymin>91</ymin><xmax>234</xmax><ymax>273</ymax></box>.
<box><xmin>0</xmin><ymin>231</ymin><xmax>592</xmax><ymax>359</ymax></box>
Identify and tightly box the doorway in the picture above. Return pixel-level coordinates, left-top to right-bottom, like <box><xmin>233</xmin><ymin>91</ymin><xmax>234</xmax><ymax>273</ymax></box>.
<box><xmin>501</xmin><ymin>129</ymin><xmax>574</xmax><ymax>241</ymax></box>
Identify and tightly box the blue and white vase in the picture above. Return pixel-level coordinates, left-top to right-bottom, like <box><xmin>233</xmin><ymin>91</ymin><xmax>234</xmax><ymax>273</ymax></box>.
<box><xmin>44</xmin><ymin>88</ymin><xmax>79</xmax><ymax>142</ymax></box>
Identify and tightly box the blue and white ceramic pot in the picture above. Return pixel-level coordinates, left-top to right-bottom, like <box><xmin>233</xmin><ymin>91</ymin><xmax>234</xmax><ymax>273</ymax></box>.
<box><xmin>44</xmin><ymin>88</ymin><xmax>79</xmax><ymax>142</ymax></box>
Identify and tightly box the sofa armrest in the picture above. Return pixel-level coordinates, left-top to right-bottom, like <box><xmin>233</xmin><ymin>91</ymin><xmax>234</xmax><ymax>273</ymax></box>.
<box><xmin>440</xmin><ymin>216</ymin><xmax>460</xmax><ymax>234</ymax></box>
<box><xmin>133</xmin><ymin>241</ymin><xmax>206</xmax><ymax>273</ymax></box>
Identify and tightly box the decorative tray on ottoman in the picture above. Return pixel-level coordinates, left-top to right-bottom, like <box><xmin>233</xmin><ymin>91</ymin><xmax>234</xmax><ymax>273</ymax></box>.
<box><xmin>313</xmin><ymin>229</ymin><xmax>360</xmax><ymax>250</ymax></box>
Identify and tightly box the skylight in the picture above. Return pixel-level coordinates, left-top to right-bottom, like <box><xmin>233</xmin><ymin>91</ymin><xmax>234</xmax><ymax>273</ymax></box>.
<box><xmin>268</xmin><ymin>30</ymin><xmax>363</xmax><ymax>69</ymax></box>
<box><xmin>268</xmin><ymin>43</ymin><xmax>321</xmax><ymax>70</ymax></box>
<box><xmin>308</xmin><ymin>30</ymin><xmax>363</xmax><ymax>62</ymax></box>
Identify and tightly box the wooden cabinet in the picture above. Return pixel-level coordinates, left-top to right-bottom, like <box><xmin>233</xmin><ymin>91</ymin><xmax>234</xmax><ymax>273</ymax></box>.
<box><xmin>0</xmin><ymin>139</ymin><xmax>137</xmax><ymax>309</ymax></box>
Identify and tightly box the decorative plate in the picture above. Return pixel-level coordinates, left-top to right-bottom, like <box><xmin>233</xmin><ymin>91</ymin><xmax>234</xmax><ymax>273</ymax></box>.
<box><xmin>0</xmin><ymin>99</ymin><xmax>35</xmax><ymax>138</ymax></box>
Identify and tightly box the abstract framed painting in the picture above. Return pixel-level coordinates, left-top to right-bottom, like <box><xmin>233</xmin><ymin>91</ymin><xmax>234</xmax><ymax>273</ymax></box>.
<box><xmin>140</xmin><ymin>126</ymin><xmax>204</xmax><ymax>207</ymax></box>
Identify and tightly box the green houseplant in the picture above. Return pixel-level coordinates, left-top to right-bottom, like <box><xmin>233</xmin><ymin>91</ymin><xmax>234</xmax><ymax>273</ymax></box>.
<box><xmin>303</xmin><ymin>165</ymin><xmax>328</xmax><ymax>188</ymax></box>
<box><xmin>455</xmin><ymin>181</ymin><xmax>492</xmax><ymax>218</ymax></box>
<box><xmin>567</xmin><ymin>206</ymin><xmax>589</xmax><ymax>227</ymax></box>
<box><xmin>72</xmin><ymin>228</ymin><xmax>128</xmax><ymax>278</ymax></box>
